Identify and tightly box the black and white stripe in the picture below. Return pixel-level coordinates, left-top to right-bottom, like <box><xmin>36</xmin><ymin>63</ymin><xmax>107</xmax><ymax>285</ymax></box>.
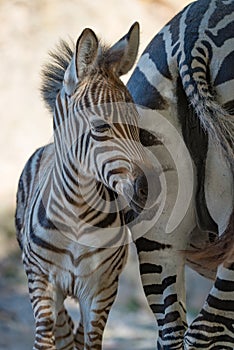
<box><xmin>15</xmin><ymin>23</ymin><xmax>161</xmax><ymax>350</ymax></box>
<box><xmin>128</xmin><ymin>0</ymin><xmax>234</xmax><ymax>349</ymax></box>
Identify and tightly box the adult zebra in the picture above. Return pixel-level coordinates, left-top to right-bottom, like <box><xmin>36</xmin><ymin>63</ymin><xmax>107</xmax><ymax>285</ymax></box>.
<box><xmin>127</xmin><ymin>0</ymin><xmax>234</xmax><ymax>349</ymax></box>
<box><xmin>15</xmin><ymin>23</ymin><xmax>161</xmax><ymax>350</ymax></box>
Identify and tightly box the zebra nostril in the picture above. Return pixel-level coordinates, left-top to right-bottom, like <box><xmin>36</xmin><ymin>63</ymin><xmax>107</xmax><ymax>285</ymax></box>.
<box><xmin>134</xmin><ymin>174</ymin><xmax>148</xmax><ymax>202</ymax></box>
<box><xmin>138</xmin><ymin>187</ymin><xmax>147</xmax><ymax>198</ymax></box>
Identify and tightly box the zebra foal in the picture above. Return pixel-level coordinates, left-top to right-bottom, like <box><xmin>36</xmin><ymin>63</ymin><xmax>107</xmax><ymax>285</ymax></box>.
<box><xmin>15</xmin><ymin>23</ymin><xmax>161</xmax><ymax>350</ymax></box>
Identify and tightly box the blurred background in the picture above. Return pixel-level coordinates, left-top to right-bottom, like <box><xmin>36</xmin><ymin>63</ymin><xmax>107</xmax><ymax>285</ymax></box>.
<box><xmin>0</xmin><ymin>0</ymin><xmax>213</xmax><ymax>349</ymax></box>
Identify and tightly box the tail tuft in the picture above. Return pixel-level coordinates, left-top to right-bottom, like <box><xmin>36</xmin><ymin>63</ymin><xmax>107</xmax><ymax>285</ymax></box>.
<box><xmin>184</xmin><ymin>211</ymin><xmax>234</xmax><ymax>270</ymax></box>
<box><xmin>189</xmin><ymin>89</ymin><xmax>234</xmax><ymax>172</ymax></box>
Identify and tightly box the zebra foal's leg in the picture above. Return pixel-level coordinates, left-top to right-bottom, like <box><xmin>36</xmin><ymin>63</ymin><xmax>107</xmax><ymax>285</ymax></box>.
<box><xmin>27</xmin><ymin>272</ymin><xmax>61</xmax><ymax>350</ymax></box>
<box><xmin>74</xmin><ymin>316</ymin><xmax>84</xmax><ymax>350</ymax></box>
<box><xmin>74</xmin><ymin>291</ymin><xmax>117</xmax><ymax>350</ymax></box>
<box><xmin>79</xmin><ymin>290</ymin><xmax>118</xmax><ymax>350</ymax></box>
<box><xmin>74</xmin><ymin>249</ymin><xmax>127</xmax><ymax>350</ymax></box>
<box><xmin>55</xmin><ymin>305</ymin><xmax>75</xmax><ymax>350</ymax></box>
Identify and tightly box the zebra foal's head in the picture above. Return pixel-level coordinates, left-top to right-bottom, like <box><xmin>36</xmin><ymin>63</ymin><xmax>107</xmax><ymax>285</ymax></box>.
<box><xmin>42</xmin><ymin>23</ymin><xmax>161</xmax><ymax>215</ymax></box>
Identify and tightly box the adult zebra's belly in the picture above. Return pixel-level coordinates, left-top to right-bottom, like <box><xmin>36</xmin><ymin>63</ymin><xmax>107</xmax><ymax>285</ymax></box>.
<box><xmin>205</xmin><ymin>139</ymin><xmax>233</xmax><ymax>234</ymax></box>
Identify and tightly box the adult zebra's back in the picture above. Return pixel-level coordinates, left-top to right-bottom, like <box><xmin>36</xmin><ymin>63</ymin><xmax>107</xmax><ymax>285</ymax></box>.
<box><xmin>15</xmin><ymin>24</ymin><xmax>161</xmax><ymax>350</ymax></box>
<box><xmin>128</xmin><ymin>0</ymin><xmax>234</xmax><ymax>349</ymax></box>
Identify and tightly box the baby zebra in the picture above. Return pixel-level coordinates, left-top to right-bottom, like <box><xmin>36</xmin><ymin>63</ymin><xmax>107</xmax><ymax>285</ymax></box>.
<box><xmin>15</xmin><ymin>23</ymin><xmax>161</xmax><ymax>350</ymax></box>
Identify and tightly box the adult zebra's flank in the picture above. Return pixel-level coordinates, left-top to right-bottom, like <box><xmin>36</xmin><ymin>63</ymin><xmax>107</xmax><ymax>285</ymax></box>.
<box><xmin>15</xmin><ymin>23</ymin><xmax>161</xmax><ymax>350</ymax></box>
<box><xmin>127</xmin><ymin>0</ymin><xmax>234</xmax><ymax>349</ymax></box>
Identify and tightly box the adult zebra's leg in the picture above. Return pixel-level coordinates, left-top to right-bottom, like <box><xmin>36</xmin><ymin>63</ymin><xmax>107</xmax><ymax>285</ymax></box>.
<box><xmin>185</xmin><ymin>213</ymin><xmax>234</xmax><ymax>349</ymax></box>
<box><xmin>135</xmin><ymin>229</ymin><xmax>188</xmax><ymax>350</ymax></box>
<box><xmin>184</xmin><ymin>263</ymin><xmax>234</xmax><ymax>350</ymax></box>
<box><xmin>55</xmin><ymin>305</ymin><xmax>75</xmax><ymax>350</ymax></box>
<box><xmin>27</xmin><ymin>272</ymin><xmax>61</xmax><ymax>350</ymax></box>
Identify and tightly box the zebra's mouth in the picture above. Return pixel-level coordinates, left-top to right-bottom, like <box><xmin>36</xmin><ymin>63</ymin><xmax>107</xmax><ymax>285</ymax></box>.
<box><xmin>120</xmin><ymin>177</ymin><xmax>148</xmax><ymax>214</ymax></box>
<box><xmin>129</xmin><ymin>199</ymin><xmax>145</xmax><ymax>214</ymax></box>
<box><xmin>124</xmin><ymin>189</ymin><xmax>147</xmax><ymax>214</ymax></box>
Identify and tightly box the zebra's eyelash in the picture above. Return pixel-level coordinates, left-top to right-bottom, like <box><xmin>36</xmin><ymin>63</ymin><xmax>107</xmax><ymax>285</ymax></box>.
<box><xmin>91</xmin><ymin>121</ymin><xmax>112</xmax><ymax>133</ymax></box>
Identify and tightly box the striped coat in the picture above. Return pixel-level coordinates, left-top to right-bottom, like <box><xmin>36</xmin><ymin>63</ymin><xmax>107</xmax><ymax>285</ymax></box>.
<box><xmin>127</xmin><ymin>0</ymin><xmax>234</xmax><ymax>349</ymax></box>
<box><xmin>15</xmin><ymin>23</ymin><xmax>160</xmax><ymax>350</ymax></box>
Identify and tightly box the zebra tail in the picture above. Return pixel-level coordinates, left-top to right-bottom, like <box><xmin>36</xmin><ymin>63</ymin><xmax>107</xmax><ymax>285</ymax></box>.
<box><xmin>180</xmin><ymin>63</ymin><xmax>234</xmax><ymax>268</ymax></box>
<box><xmin>184</xmin><ymin>211</ymin><xmax>234</xmax><ymax>270</ymax></box>
<box><xmin>181</xmin><ymin>66</ymin><xmax>234</xmax><ymax>174</ymax></box>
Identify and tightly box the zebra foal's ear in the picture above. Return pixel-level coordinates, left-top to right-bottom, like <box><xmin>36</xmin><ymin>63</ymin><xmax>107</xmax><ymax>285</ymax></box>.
<box><xmin>108</xmin><ymin>22</ymin><xmax>140</xmax><ymax>76</ymax></box>
<box><xmin>63</xmin><ymin>28</ymin><xmax>99</xmax><ymax>95</ymax></box>
<box><xmin>75</xmin><ymin>28</ymin><xmax>99</xmax><ymax>79</ymax></box>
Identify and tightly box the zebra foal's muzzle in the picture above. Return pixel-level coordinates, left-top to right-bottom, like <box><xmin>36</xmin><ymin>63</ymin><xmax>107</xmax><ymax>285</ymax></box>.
<box><xmin>127</xmin><ymin>164</ymin><xmax>161</xmax><ymax>214</ymax></box>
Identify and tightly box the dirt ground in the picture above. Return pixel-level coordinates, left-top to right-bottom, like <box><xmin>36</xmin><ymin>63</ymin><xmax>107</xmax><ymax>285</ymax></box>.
<box><xmin>0</xmin><ymin>0</ymin><xmax>213</xmax><ymax>349</ymax></box>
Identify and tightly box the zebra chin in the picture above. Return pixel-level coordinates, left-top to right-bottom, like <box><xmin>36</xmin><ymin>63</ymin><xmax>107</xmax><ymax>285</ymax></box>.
<box><xmin>121</xmin><ymin>168</ymin><xmax>162</xmax><ymax>215</ymax></box>
<box><xmin>129</xmin><ymin>198</ymin><xmax>145</xmax><ymax>214</ymax></box>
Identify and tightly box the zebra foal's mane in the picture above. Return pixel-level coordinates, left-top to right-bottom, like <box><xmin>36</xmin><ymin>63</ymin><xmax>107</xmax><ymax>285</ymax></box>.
<box><xmin>40</xmin><ymin>36</ymin><xmax>129</xmax><ymax>114</ymax></box>
<box><xmin>41</xmin><ymin>40</ymin><xmax>74</xmax><ymax>114</ymax></box>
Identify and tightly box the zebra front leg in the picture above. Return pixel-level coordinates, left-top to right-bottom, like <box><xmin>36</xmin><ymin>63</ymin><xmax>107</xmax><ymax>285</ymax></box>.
<box><xmin>74</xmin><ymin>311</ymin><xmax>84</xmax><ymax>350</ymax></box>
<box><xmin>135</xmin><ymin>233</ymin><xmax>187</xmax><ymax>350</ymax></box>
<box><xmin>27</xmin><ymin>273</ymin><xmax>62</xmax><ymax>350</ymax></box>
<box><xmin>74</xmin><ymin>321</ymin><xmax>84</xmax><ymax>350</ymax></box>
<box><xmin>78</xmin><ymin>277</ymin><xmax>120</xmax><ymax>350</ymax></box>
<box><xmin>55</xmin><ymin>305</ymin><xmax>75</xmax><ymax>350</ymax></box>
<box><xmin>184</xmin><ymin>263</ymin><xmax>234</xmax><ymax>350</ymax></box>
<box><xmin>82</xmin><ymin>297</ymin><xmax>116</xmax><ymax>350</ymax></box>
<box><xmin>78</xmin><ymin>291</ymin><xmax>117</xmax><ymax>350</ymax></box>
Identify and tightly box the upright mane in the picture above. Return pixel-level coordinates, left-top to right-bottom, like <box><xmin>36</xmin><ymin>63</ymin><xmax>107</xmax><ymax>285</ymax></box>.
<box><xmin>40</xmin><ymin>32</ymin><xmax>138</xmax><ymax>114</ymax></box>
<box><xmin>40</xmin><ymin>40</ymin><xmax>74</xmax><ymax>113</ymax></box>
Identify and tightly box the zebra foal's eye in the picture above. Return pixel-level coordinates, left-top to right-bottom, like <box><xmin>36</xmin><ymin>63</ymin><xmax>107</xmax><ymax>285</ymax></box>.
<box><xmin>91</xmin><ymin>121</ymin><xmax>111</xmax><ymax>133</ymax></box>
